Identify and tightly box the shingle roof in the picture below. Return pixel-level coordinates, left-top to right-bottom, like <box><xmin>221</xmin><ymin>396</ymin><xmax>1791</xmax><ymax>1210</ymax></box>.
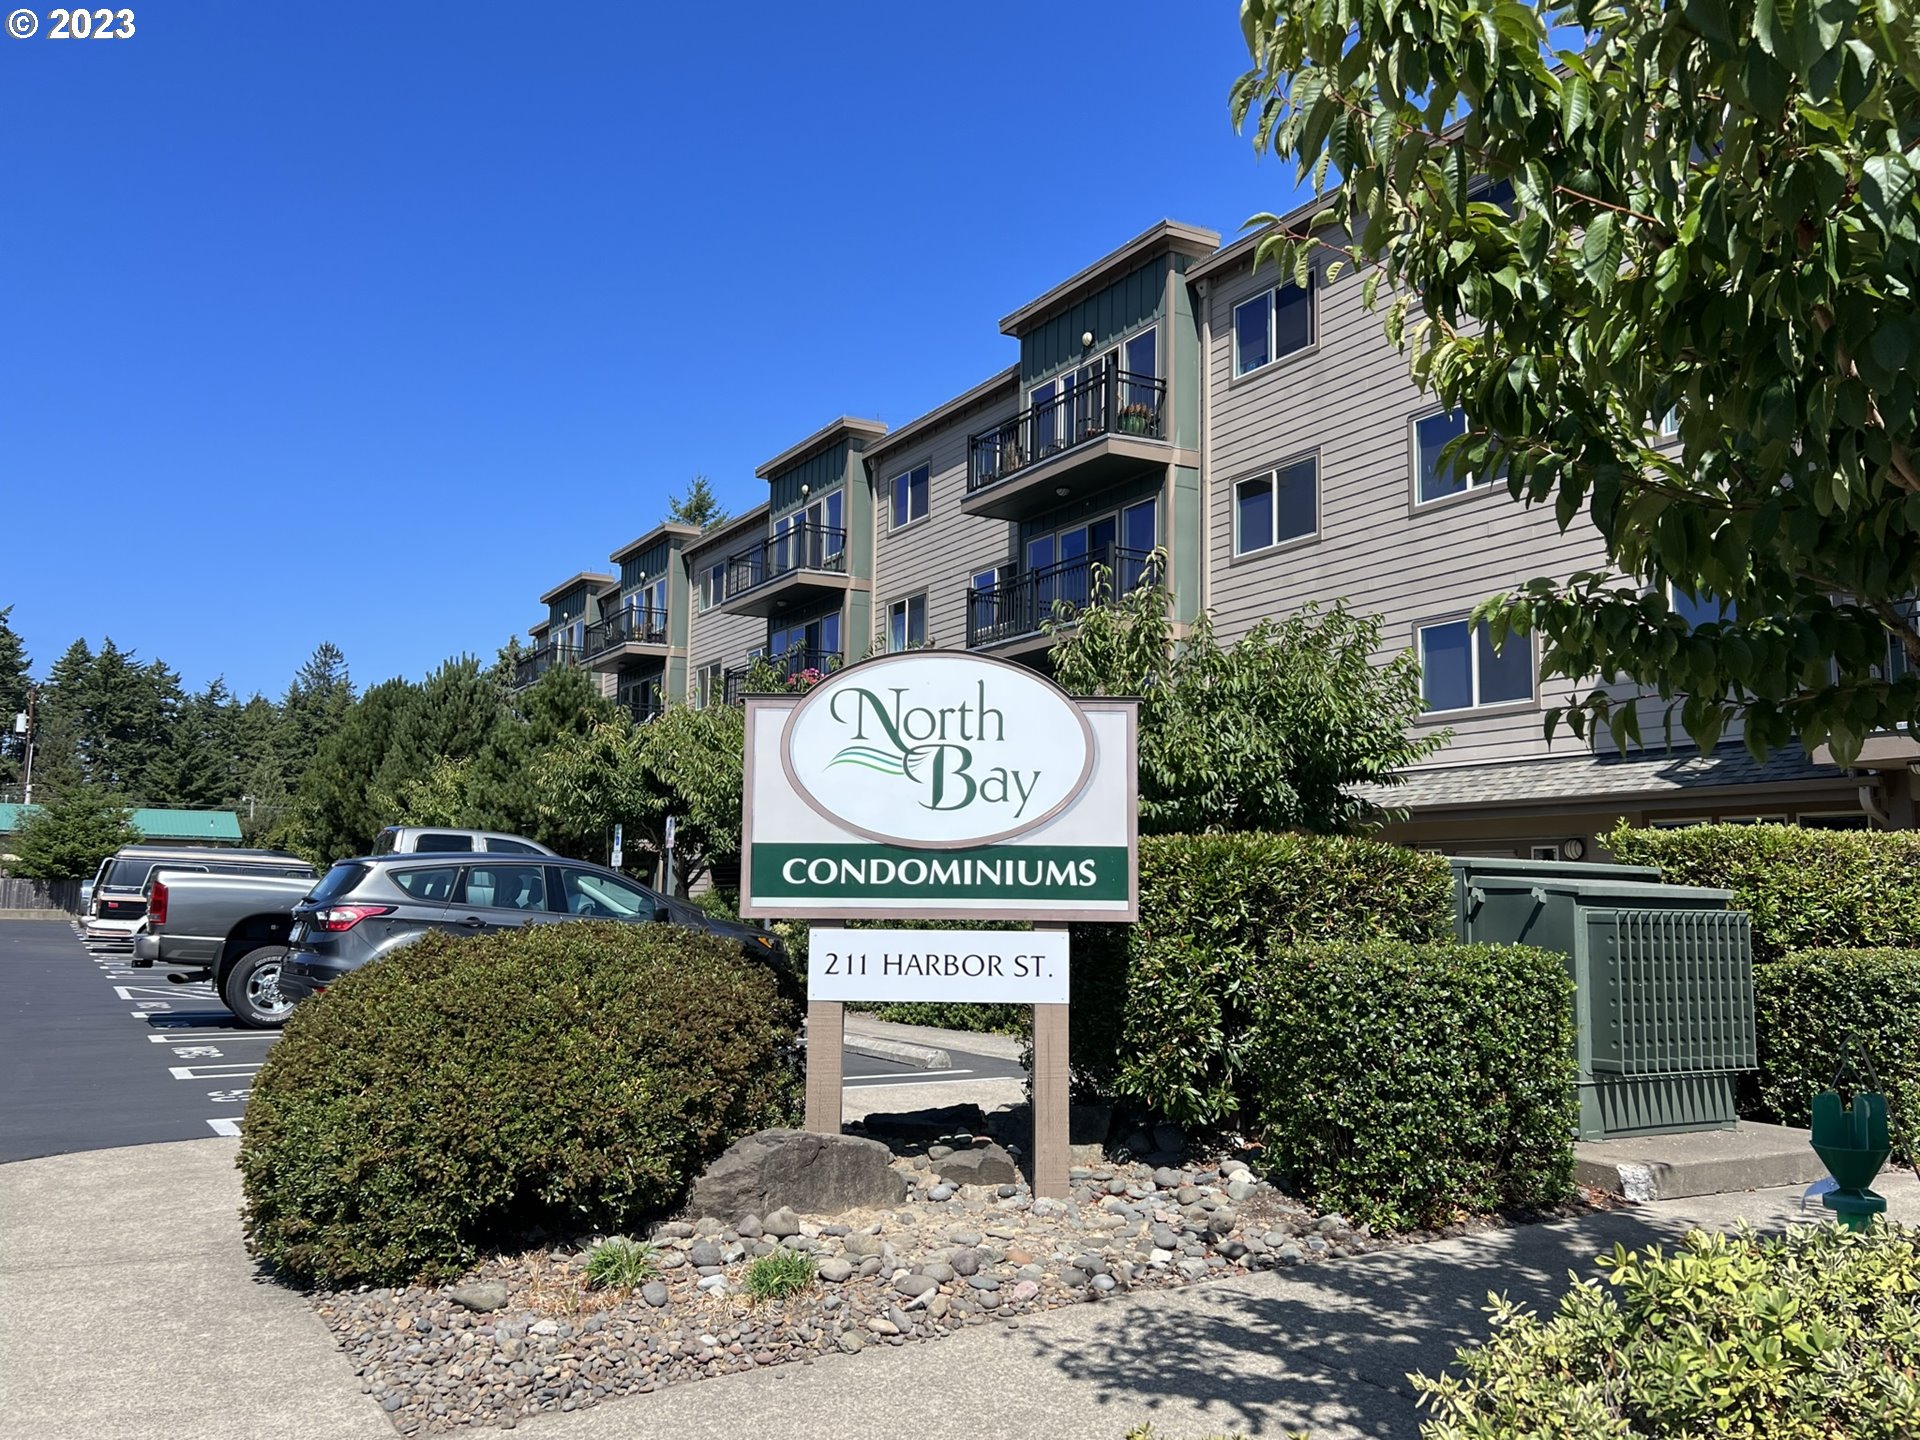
<box><xmin>1358</xmin><ymin>740</ymin><xmax>1852</xmax><ymax>813</ymax></box>
<box><xmin>0</xmin><ymin>805</ymin><xmax>244</xmax><ymax>841</ymax></box>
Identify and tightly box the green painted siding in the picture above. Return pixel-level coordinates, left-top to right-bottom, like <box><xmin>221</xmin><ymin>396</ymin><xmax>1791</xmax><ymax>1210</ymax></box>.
<box><xmin>1172</xmin><ymin>463</ymin><xmax>1201</xmax><ymax>626</ymax></box>
<box><xmin>769</xmin><ymin>444</ymin><xmax>848</xmax><ymax>517</ymax></box>
<box><xmin>1167</xmin><ymin>263</ymin><xmax>1203</xmax><ymax>451</ymax></box>
<box><xmin>846</xmin><ymin>437</ymin><xmax>875</xmax><ymax>586</ymax></box>
<box><xmin>548</xmin><ymin>589</ymin><xmax>590</xmax><ymax>628</ymax></box>
<box><xmin>619</xmin><ymin>540</ymin><xmax>673</xmax><ymax>591</ymax></box>
<box><xmin>667</xmin><ymin>557</ymin><xmax>691</xmax><ymax>650</ymax></box>
<box><xmin>1020</xmin><ymin>256</ymin><xmax>1169</xmax><ymax>390</ymax></box>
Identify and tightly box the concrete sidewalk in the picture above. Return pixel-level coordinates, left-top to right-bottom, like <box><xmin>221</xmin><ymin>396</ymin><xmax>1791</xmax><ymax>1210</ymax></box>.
<box><xmin>3</xmin><ymin>1141</ymin><xmax>1914</xmax><ymax>1440</ymax></box>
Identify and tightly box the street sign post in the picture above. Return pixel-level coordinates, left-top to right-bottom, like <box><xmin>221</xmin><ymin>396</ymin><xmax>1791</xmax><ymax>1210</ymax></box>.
<box><xmin>740</xmin><ymin>652</ymin><xmax>1137</xmax><ymax>1198</ymax></box>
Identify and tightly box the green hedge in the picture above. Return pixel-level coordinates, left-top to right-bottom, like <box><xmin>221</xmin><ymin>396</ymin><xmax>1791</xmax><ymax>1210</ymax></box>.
<box><xmin>239</xmin><ymin>922</ymin><xmax>800</xmax><ymax>1286</ymax></box>
<box><xmin>849</xmin><ymin>1001</ymin><xmax>1030</xmax><ymax>1037</ymax></box>
<box><xmin>1604</xmin><ymin>821</ymin><xmax>1920</xmax><ymax>961</ymax></box>
<box><xmin>1755</xmin><ymin>948</ymin><xmax>1920</xmax><ymax>1165</ymax></box>
<box><xmin>1414</xmin><ymin>1222</ymin><xmax>1920</xmax><ymax>1438</ymax></box>
<box><xmin>1066</xmin><ymin>832</ymin><xmax>1452</xmax><ymax>1126</ymax></box>
<box><xmin>1247</xmin><ymin>941</ymin><xmax>1576</xmax><ymax>1230</ymax></box>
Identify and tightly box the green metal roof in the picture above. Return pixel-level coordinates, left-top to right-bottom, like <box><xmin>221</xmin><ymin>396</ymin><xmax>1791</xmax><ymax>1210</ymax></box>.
<box><xmin>0</xmin><ymin>804</ymin><xmax>243</xmax><ymax>841</ymax></box>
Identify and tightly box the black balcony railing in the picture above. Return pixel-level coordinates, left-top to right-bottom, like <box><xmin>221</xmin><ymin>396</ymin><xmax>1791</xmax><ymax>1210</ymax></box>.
<box><xmin>968</xmin><ymin>369</ymin><xmax>1166</xmax><ymax>493</ymax></box>
<box><xmin>623</xmin><ymin>689</ymin><xmax>665</xmax><ymax>724</ymax></box>
<box><xmin>966</xmin><ymin>548</ymin><xmax>1160</xmax><ymax>648</ymax></box>
<box><xmin>725</xmin><ymin>524</ymin><xmax>849</xmax><ymax>598</ymax></box>
<box><xmin>722</xmin><ymin>648</ymin><xmax>843</xmax><ymax>705</ymax></box>
<box><xmin>585</xmin><ymin>606</ymin><xmax>668</xmax><ymax>656</ymax></box>
<box><xmin>512</xmin><ymin>642</ymin><xmax>579</xmax><ymax>688</ymax></box>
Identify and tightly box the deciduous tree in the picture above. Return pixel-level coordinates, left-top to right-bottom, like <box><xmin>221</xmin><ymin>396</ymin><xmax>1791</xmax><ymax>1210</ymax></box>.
<box><xmin>7</xmin><ymin>788</ymin><xmax>139</xmax><ymax>881</ymax></box>
<box><xmin>1233</xmin><ymin>0</ymin><xmax>1920</xmax><ymax>761</ymax></box>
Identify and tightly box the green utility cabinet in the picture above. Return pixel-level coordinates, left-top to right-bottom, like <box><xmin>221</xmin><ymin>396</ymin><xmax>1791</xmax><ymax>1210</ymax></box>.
<box><xmin>1450</xmin><ymin>858</ymin><xmax>1757</xmax><ymax>1141</ymax></box>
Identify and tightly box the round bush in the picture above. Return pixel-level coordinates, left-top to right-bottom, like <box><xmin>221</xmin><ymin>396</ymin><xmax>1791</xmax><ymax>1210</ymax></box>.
<box><xmin>1414</xmin><ymin>1222</ymin><xmax>1920</xmax><ymax>1438</ymax></box>
<box><xmin>239</xmin><ymin>922</ymin><xmax>801</xmax><ymax>1287</ymax></box>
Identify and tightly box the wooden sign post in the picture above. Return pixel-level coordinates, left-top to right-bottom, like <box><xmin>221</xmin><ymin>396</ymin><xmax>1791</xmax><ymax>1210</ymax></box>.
<box><xmin>737</xmin><ymin>653</ymin><xmax>1137</xmax><ymax>1202</ymax></box>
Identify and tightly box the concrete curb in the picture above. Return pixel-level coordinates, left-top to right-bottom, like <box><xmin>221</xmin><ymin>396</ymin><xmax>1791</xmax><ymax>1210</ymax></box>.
<box><xmin>0</xmin><ymin>910</ymin><xmax>78</xmax><ymax>922</ymax></box>
<box><xmin>1574</xmin><ymin>1121</ymin><xmax>1831</xmax><ymax>1201</ymax></box>
<box><xmin>844</xmin><ymin>1036</ymin><xmax>953</xmax><ymax>1070</ymax></box>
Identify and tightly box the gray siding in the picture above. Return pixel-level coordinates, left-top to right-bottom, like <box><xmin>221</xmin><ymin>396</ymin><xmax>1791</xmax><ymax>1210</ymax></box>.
<box><xmin>870</xmin><ymin>390</ymin><xmax>1021</xmax><ymax>653</ymax></box>
<box><xmin>1200</xmin><ymin>252</ymin><xmax>1612</xmax><ymax>770</ymax></box>
<box><xmin>684</xmin><ymin>544</ymin><xmax>767</xmax><ymax>700</ymax></box>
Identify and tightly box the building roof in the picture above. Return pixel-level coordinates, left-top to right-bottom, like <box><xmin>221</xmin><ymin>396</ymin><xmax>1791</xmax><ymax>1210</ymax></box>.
<box><xmin>864</xmin><ymin>367</ymin><xmax>1021</xmax><ymax>463</ymax></box>
<box><xmin>1185</xmin><ymin>193</ymin><xmax>1338</xmax><ymax>283</ymax></box>
<box><xmin>1356</xmin><ymin>740</ymin><xmax>1854</xmax><ymax>816</ymax></box>
<box><xmin>999</xmin><ymin>220</ymin><xmax>1220</xmax><ymax>337</ymax></box>
<box><xmin>608</xmin><ymin>520</ymin><xmax>701</xmax><ymax>567</ymax></box>
<box><xmin>537</xmin><ymin>571</ymin><xmax>616</xmax><ymax>607</ymax></box>
<box><xmin>0</xmin><ymin>805</ymin><xmax>244</xmax><ymax>841</ymax></box>
<box><xmin>755</xmin><ymin>417</ymin><xmax>889</xmax><ymax>481</ymax></box>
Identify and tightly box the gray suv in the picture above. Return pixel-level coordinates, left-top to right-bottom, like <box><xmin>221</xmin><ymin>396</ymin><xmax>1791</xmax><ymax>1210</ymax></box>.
<box><xmin>278</xmin><ymin>854</ymin><xmax>787</xmax><ymax>1003</ymax></box>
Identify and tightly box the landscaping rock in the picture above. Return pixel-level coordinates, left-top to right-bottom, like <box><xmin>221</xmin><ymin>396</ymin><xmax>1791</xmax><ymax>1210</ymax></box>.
<box><xmin>762</xmin><ymin>1206</ymin><xmax>802</xmax><ymax>1238</ymax></box>
<box><xmin>936</xmin><ymin>1142</ymin><xmax>1019</xmax><ymax>1187</ymax></box>
<box><xmin>445</xmin><ymin>1282</ymin><xmax>508</xmax><ymax>1314</ymax></box>
<box><xmin>857</xmin><ymin>1103</ymin><xmax>989</xmax><ymax>1143</ymax></box>
<box><xmin>687</xmin><ymin>1129</ymin><xmax>907</xmax><ymax>1220</ymax></box>
<box><xmin>639</xmin><ymin>1281</ymin><xmax>669</xmax><ymax>1309</ymax></box>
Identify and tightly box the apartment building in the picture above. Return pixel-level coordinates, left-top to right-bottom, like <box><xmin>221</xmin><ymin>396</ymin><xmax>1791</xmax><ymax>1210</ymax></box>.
<box><xmin>515</xmin><ymin>220</ymin><xmax>1917</xmax><ymax>854</ymax></box>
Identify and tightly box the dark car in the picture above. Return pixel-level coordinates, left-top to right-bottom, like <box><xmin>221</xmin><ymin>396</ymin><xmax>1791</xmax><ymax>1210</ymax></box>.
<box><xmin>278</xmin><ymin>854</ymin><xmax>787</xmax><ymax>1003</ymax></box>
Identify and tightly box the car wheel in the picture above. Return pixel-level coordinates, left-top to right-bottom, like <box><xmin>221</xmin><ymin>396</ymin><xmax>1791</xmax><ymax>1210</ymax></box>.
<box><xmin>221</xmin><ymin>946</ymin><xmax>294</xmax><ymax>1029</ymax></box>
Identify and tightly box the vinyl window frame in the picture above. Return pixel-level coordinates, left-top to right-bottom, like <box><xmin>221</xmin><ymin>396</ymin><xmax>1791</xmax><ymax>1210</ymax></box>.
<box><xmin>889</xmin><ymin>463</ymin><xmax>930</xmax><ymax>532</ymax></box>
<box><xmin>1230</xmin><ymin>451</ymin><xmax>1321</xmax><ymax>560</ymax></box>
<box><xmin>1413</xmin><ymin>614</ymin><xmax>1537</xmax><ymax>718</ymax></box>
<box><xmin>886</xmin><ymin>592</ymin><xmax>928</xmax><ymax>653</ymax></box>
<box><xmin>1409</xmin><ymin>407</ymin><xmax>1500</xmax><ymax>511</ymax></box>
<box><xmin>1230</xmin><ymin>272</ymin><xmax>1316</xmax><ymax>380</ymax></box>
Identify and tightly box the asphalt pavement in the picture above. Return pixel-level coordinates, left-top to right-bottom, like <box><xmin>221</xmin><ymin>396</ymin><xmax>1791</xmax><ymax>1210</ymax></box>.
<box><xmin>0</xmin><ymin>918</ymin><xmax>1025</xmax><ymax>1163</ymax></box>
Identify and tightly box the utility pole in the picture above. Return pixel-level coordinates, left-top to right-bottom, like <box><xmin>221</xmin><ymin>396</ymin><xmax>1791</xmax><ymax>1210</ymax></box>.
<box><xmin>11</xmin><ymin>688</ymin><xmax>33</xmax><ymax>807</ymax></box>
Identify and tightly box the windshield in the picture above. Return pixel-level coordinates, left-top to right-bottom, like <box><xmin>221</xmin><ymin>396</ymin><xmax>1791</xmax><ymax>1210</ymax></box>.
<box><xmin>103</xmin><ymin>859</ymin><xmax>157</xmax><ymax>890</ymax></box>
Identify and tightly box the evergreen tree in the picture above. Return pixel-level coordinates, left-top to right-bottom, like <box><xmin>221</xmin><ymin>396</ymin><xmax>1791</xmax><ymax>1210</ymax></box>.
<box><xmin>30</xmin><ymin>640</ymin><xmax>94</xmax><ymax>801</ymax></box>
<box><xmin>463</xmin><ymin>663</ymin><xmax>613</xmax><ymax>853</ymax></box>
<box><xmin>0</xmin><ymin>607</ymin><xmax>29</xmax><ymax>791</ymax></box>
<box><xmin>276</xmin><ymin>643</ymin><xmax>353</xmax><ymax>794</ymax></box>
<box><xmin>280</xmin><ymin>678</ymin><xmax>420</xmax><ymax>864</ymax></box>
<box><xmin>666</xmin><ymin>474</ymin><xmax>729</xmax><ymax>531</ymax></box>
<box><xmin>7</xmin><ymin>788</ymin><xmax>139</xmax><ymax>881</ymax></box>
<box><xmin>147</xmin><ymin>679</ymin><xmax>237</xmax><ymax>809</ymax></box>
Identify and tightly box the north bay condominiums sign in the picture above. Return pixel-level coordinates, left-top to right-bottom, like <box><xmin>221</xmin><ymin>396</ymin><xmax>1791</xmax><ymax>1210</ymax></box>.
<box><xmin>740</xmin><ymin>652</ymin><xmax>1137</xmax><ymax>920</ymax></box>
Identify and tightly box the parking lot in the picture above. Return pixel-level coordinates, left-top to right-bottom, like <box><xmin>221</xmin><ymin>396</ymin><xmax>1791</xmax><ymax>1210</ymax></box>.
<box><xmin>0</xmin><ymin>919</ymin><xmax>1025</xmax><ymax>1164</ymax></box>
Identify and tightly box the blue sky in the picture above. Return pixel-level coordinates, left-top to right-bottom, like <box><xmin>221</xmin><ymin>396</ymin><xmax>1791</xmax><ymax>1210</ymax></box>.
<box><xmin>1</xmin><ymin>1</ymin><xmax>1301</xmax><ymax>701</ymax></box>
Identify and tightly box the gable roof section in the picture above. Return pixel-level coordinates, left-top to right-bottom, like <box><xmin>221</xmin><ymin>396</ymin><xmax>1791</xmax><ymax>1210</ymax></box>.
<box><xmin>1000</xmin><ymin>220</ymin><xmax>1219</xmax><ymax>337</ymax></box>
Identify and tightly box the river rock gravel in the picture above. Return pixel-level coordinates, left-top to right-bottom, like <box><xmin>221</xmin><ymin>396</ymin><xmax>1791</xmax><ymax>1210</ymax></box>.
<box><xmin>308</xmin><ymin>1140</ymin><xmax>1608</xmax><ymax>1434</ymax></box>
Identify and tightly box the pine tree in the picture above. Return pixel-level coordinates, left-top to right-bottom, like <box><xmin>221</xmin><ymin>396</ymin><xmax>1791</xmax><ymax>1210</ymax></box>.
<box><xmin>464</xmin><ymin>663</ymin><xmax>613</xmax><ymax>851</ymax></box>
<box><xmin>276</xmin><ymin>643</ymin><xmax>353</xmax><ymax>794</ymax></box>
<box><xmin>0</xmin><ymin>607</ymin><xmax>30</xmax><ymax>791</ymax></box>
<box><xmin>666</xmin><ymin>474</ymin><xmax>729</xmax><ymax>531</ymax></box>
<box><xmin>30</xmin><ymin>639</ymin><xmax>94</xmax><ymax>800</ymax></box>
<box><xmin>280</xmin><ymin>678</ymin><xmax>419</xmax><ymax>864</ymax></box>
<box><xmin>7</xmin><ymin>788</ymin><xmax>139</xmax><ymax>881</ymax></box>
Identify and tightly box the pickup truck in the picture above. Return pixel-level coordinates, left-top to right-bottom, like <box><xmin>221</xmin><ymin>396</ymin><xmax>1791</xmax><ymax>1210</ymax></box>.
<box><xmin>132</xmin><ymin>868</ymin><xmax>317</xmax><ymax>1027</ymax></box>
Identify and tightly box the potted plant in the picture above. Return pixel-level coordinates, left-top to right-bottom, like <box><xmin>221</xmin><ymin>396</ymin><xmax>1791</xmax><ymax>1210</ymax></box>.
<box><xmin>1117</xmin><ymin>401</ymin><xmax>1157</xmax><ymax>435</ymax></box>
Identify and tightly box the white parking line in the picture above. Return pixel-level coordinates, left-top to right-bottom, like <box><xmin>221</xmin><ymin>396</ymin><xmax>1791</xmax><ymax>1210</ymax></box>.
<box><xmin>206</xmin><ymin>1118</ymin><xmax>242</xmax><ymax>1137</ymax></box>
<box><xmin>146</xmin><ymin>1031</ymin><xmax>276</xmax><ymax>1042</ymax></box>
<box><xmin>168</xmin><ymin>1063</ymin><xmax>262</xmax><ymax>1080</ymax></box>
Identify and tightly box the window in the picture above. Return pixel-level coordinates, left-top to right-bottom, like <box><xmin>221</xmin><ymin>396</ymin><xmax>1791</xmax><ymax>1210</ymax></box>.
<box><xmin>558</xmin><ymin>868</ymin><xmax>663</xmax><ymax>920</ymax></box>
<box><xmin>1233</xmin><ymin>456</ymin><xmax>1319</xmax><ymax>555</ymax></box>
<box><xmin>771</xmin><ymin>610</ymin><xmax>842</xmax><ymax>666</ymax></box>
<box><xmin>459</xmin><ymin>863</ymin><xmax>548</xmax><ymax>912</ymax></box>
<box><xmin>697</xmin><ymin>662</ymin><xmax>722</xmax><ymax>709</ymax></box>
<box><xmin>1232</xmin><ymin>276</ymin><xmax>1315</xmax><ymax>377</ymax></box>
<box><xmin>633</xmin><ymin>577</ymin><xmax>666</xmax><ymax>621</ymax></box>
<box><xmin>414</xmin><ymin>833</ymin><xmax>476</xmax><ymax>853</ymax></box>
<box><xmin>1413</xmin><ymin>409</ymin><xmax>1497</xmax><ymax>504</ymax></box>
<box><xmin>888</xmin><ymin>594</ymin><xmax>927</xmax><ymax>652</ymax></box>
<box><xmin>1417</xmin><ymin>619</ymin><xmax>1534</xmax><ymax>713</ymax></box>
<box><xmin>890</xmin><ymin>465</ymin><xmax>929</xmax><ymax>529</ymax></box>
<box><xmin>775</xmin><ymin>489</ymin><xmax>846</xmax><ymax>569</ymax></box>
<box><xmin>1657</xmin><ymin>406</ymin><xmax>1681</xmax><ymax>439</ymax></box>
<box><xmin>390</xmin><ymin>865</ymin><xmax>461</xmax><ymax>901</ymax></box>
<box><xmin>486</xmin><ymin>839</ymin><xmax>542</xmax><ymax>855</ymax></box>
<box><xmin>700</xmin><ymin>561</ymin><xmax>726</xmax><ymax>611</ymax></box>
<box><xmin>1123</xmin><ymin>327</ymin><xmax>1157</xmax><ymax>381</ymax></box>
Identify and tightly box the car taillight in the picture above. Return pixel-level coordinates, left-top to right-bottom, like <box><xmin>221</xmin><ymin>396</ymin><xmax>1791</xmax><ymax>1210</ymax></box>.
<box><xmin>148</xmin><ymin>883</ymin><xmax>168</xmax><ymax>926</ymax></box>
<box><xmin>311</xmin><ymin>904</ymin><xmax>394</xmax><ymax>933</ymax></box>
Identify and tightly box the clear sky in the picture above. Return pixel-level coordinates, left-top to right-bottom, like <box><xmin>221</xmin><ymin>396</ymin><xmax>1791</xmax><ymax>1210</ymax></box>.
<box><xmin>1</xmin><ymin>1</ymin><xmax>1302</xmax><ymax>701</ymax></box>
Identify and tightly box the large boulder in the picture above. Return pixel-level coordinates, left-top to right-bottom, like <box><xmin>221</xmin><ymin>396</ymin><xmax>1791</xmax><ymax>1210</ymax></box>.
<box><xmin>936</xmin><ymin>1141</ymin><xmax>1020</xmax><ymax>1187</ymax></box>
<box><xmin>687</xmin><ymin>1129</ymin><xmax>906</xmax><ymax>1221</ymax></box>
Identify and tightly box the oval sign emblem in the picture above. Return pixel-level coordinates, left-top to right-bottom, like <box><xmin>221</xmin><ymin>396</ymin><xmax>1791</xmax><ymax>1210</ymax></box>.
<box><xmin>780</xmin><ymin>652</ymin><xmax>1095</xmax><ymax>849</ymax></box>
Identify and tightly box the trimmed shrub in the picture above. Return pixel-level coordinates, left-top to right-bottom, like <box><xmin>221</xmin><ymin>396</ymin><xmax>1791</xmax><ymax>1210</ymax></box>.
<box><xmin>1604</xmin><ymin>821</ymin><xmax>1920</xmax><ymax>961</ymax></box>
<box><xmin>1755</xmin><ymin>948</ymin><xmax>1920</xmax><ymax>1164</ymax></box>
<box><xmin>1413</xmin><ymin>1222</ymin><xmax>1920</xmax><ymax>1438</ymax></box>
<box><xmin>1247</xmin><ymin>941</ymin><xmax>1576</xmax><ymax>1230</ymax></box>
<box><xmin>239</xmin><ymin>922</ymin><xmax>801</xmax><ymax>1287</ymax></box>
<box><xmin>1067</xmin><ymin>832</ymin><xmax>1452</xmax><ymax>1125</ymax></box>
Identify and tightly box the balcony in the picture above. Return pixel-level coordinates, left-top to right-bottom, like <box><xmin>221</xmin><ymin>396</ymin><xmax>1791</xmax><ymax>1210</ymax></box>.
<box><xmin>720</xmin><ymin>523</ymin><xmax>855</xmax><ymax>618</ymax></box>
<box><xmin>512</xmin><ymin>642</ymin><xmax>578</xmax><ymax>689</ymax></box>
<box><xmin>584</xmin><ymin>607</ymin><xmax>670</xmax><ymax>672</ymax></box>
<box><xmin>966</xmin><ymin>548</ymin><xmax>1160</xmax><ymax>652</ymax></box>
<box><xmin>623</xmin><ymin>689</ymin><xmax>666</xmax><ymax>725</ymax></box>
<box><xmin>723</xmin><ymin>648</ymin><xmax>844</xmax><ymax>705</ymax></box>
<box><xmin>964</xmin><ymin>370</ymin><xmax>1169</xmax><ymax>521</ymax></box>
